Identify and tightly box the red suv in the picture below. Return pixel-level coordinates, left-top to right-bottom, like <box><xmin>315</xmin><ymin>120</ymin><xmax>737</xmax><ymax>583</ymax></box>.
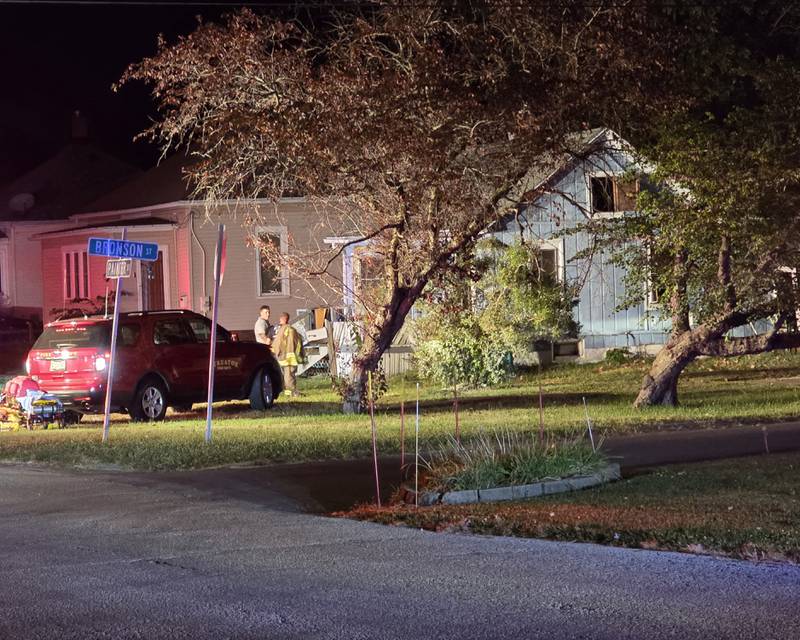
<box><xmin>26</xmin><ymin>310</ymin><xmax>283</xmax><ymax>421</ymax></box>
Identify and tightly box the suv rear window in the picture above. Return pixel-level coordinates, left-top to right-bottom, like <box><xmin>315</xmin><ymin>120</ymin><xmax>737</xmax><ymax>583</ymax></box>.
<box><xmin>33</xmin><ymin>324</ymin><xmax>110</xmax><ymax>350</ymax></box>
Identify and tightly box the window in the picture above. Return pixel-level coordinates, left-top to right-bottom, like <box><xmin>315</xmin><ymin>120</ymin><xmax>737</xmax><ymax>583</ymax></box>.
<box><xmin>647</xmin><ymin>282</ymin><xmax>668</xmax><ymax>306</ymax></box>
<box><xmin>530</xmin><ymin>242</ymin><xmax>562</xmax><ymax>285</ymax></box>
<box><xmin>353</xmin><ymin>247</ymin><xmax>384</xmax><ymax>301</ymax></box>
<box><xmin>256</xmin><ymin>228</ymin><xmax>288</xmax><ymax>296</ymax></box>
<box><xmin>645</xmin><ymin>246</ymin><xmax>669</xmax><ymax>307</ymax></box>
<box><xmin>119</xmin><ymin>325</ymin><xmax>141</xmax><ymax>348</ymax></box>
<box><xmin>33</xmin><ymin>324</ymin><xmax>110</xmax><ymax>350</ymax></box>
<box><xmin>533</xmin><ymin>247</ymin><xmax>559</xmax><ymax>284</ymax></box>
<box><xmin>187</xmin><ymin>318</ymin><xmax>229</xmax><ymax>343</ymax></box>
<box><xmin>153</xmin><ymin>320</ymin><xmax>194</xmax><ymax>345</ymax></box>
<box><xmin>0</xmin><ymin>243</ymin><xmax>8</xmax><ymax>305</ymax></box>
<box><xmin>590</xmin><ymin>176</ymin><xmax>638</xmax><ymax>215</ymax></box>
<box><xmin>63</xmin><ymin>249</ymin><xmax>90</xmax><ymax>300</ymax></box>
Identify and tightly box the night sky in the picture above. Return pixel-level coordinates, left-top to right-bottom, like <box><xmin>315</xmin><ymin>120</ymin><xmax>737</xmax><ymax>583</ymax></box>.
<box><xmin>0</xmin><ymin>1</ymin><xmax>276</xmax><ymax>182</ymax></box>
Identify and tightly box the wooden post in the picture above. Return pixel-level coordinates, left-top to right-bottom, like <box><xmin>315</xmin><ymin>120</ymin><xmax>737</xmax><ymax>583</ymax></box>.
<box><xmin>325</xmin><ymin>317</ymin><xmax>338</xmax><ymax>380</ymax></box>
<box><xmin>538</xmin><ymin>369</ymin><xmax>545</xmax><ymax>446</ymax></box>
<box><xmin>400</xmin><ymin>399</ymin><xmax>405</xmax><ymax>475</ymax></box>
<box><xmin>453</xmin><ymin>385</ymin><xmax>460</xmax><ymax>444</ymax></box>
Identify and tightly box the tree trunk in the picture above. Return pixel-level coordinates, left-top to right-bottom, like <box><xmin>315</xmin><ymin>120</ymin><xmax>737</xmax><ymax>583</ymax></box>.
<box><xmin>342</xmin><ymin>287</ymin><xmax>418</xmax><ymax>413</ymax></box>
<box><xmin>633</xmin><ymin>332</ymin><xmax>699</xmax><ymax>407</ymax></box>
<box><xmin>343</xmin><ymin>345</ymin><xmax>382</xmax><ymax>414</ymax></box>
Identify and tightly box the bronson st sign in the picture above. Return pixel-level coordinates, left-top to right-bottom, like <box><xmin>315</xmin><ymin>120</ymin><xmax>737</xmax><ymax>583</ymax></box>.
<box><xmin>88</xmin><ymin>237</ymin><xmax>159</xmax><ymax>261</ymax></box>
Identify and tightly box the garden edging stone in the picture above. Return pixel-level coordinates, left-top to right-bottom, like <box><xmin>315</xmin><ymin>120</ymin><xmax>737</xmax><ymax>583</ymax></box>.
<box><xmin>409</xmin><ymin>463</ymin><xmax>621</xmax><ymax>506</ymax></box>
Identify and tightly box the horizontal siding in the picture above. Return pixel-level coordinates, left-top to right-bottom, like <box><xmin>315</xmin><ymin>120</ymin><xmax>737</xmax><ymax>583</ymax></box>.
<box><xmin>190</xmin><ymin>202</ymin><xmax>345</xmax><ymax>334</ymax></box>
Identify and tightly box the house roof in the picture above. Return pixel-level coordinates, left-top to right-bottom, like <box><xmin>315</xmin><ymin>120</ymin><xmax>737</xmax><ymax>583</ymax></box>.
<box><xmin>495</xmin><ymin>127</ymin><xmax>633</xmax><ymax>228</ymax></box>
<box><xmin>82</xmin><ymin>152</ymin><xmax>195</xmax><ymax>214</ymax></box>
<box><xmin>515</xmin><ymin>128</ymin><xmax>610</xmax><ymax>201</ymax></box>
<box><xmin>78</xmin><ymin>129</ymin><xmax>623</xmax><ymax>222</ymax></box>
<box><xmin>32</xmin><ymin>216</ymin><xmax>176</xmax><ymax>240</ymax></box>
<box><xmin>0</xmin><ymin>143</ymin><xmax>140</xmax><ymax>222</ymax></box>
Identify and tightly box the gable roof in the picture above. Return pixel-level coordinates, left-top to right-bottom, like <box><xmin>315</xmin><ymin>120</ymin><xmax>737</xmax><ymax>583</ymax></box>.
<box><xmin>0</xmin><ymin>143</ymin><xmax>139</xmax><ymax>221</ymax></box>
<box><xmin>82</xmin><ymin>152</ymin><xmax>195</xmax><ymax>214</ymax></box>
<box><xmin>495</xmin><ymin>128</ymin><xmax>636</xmax><ymax>226</ymax></box>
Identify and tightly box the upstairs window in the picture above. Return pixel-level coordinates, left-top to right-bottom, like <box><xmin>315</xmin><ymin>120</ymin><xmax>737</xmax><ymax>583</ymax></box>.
<box><xmin>590</xmin><ymin>176</ymin><xmax>638</xmax><ymax>215</ymax></box>
<box><xmin>64</xmin><ymin>249</ymin><xmax>90</xmax><ymax>300</ymax></box>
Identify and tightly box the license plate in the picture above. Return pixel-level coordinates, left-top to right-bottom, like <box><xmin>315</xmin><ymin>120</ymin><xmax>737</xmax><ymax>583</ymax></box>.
<box><xmin>50</xmin><ymin>359</ymin><xmax>66</xmax><ymax>372</ymax></box>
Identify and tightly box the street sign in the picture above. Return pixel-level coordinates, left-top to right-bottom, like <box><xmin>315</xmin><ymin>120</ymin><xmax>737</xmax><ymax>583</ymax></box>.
<box><xmin>105</xmin><ymin>259</ymin><xmax>132</xmax><ymax>279</ymax></box>
<box><xmin>88</xmin><ymin>237</ymin><xmax>159</xmax><ymax>262</ymax></box>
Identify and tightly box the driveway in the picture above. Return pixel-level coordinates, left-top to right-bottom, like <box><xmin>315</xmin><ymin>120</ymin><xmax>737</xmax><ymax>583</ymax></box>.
<box><xmin>0</xmin><ymin>463</ymin><xmax>797</xmax><ymax>640</ymax></box>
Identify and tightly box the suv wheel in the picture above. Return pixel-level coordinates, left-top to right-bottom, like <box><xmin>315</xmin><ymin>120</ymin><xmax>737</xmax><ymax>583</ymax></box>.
<box><xmin>130</xmin><ymin>378</ymin><xmax>169</xmax><ymax>421</ymax></box>
<box><xmin>249</xmin><ymin>367</ymin><xmax>275</xmax><ymax>411</ymax></box>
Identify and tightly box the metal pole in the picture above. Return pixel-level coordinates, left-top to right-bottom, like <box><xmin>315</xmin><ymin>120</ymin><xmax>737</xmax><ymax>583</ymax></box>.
<box><xmin>205</xmin><ymin>223</ymin><xmax>224</xmax><ymax>444</ymax></box>
<box><xmin>368</xmin><ymin>371</ymin><xmax>381</xmax><ymax>507</ymax></box>
<box><xmin>101</xmin><ymin>227</ymin><xmax>126</xmax><ymax>443</ymax></box>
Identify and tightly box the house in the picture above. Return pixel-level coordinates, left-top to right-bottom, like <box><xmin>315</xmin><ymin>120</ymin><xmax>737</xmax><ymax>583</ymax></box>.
<box><xmin>492</xmin><ymin>128</ymin><xmax>669</xmax><ymax>360</ymax></box>
<box><xmin>0</xmin><ymin>120</ymin><xmax>139</xmax><ymax>322</ymax></box>
<box><xmin>27</xmin><ymin>127</ymin><xmax>667</xmax><ymax>368</ymax></box>
<box><xmin>33</xmin><ymin>152</ymin><xmax>344</xmax><ymax>338</ymax></box>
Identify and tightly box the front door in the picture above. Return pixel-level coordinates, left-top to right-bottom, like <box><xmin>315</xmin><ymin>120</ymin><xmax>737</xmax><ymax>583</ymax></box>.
<box><xmin>141</xmin><ymin>251</ymin><xmax>165</xmax><ymax>311</ymax></box>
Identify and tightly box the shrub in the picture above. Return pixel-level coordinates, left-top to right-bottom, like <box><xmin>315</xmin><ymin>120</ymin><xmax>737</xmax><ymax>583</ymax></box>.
<box><xmin>604</xmin><ymin>347</ymin><xmax>633</xmax><ymax>365</ymax></box>
<box><xmin>414</xmin><ymin>315</ymin><xmax>512</xmax><ymax>389</ymax></box>
<box><xmin>423</xmin><ymin>429</ymin><xmax>606</xmax><ymax>491</ymax></box>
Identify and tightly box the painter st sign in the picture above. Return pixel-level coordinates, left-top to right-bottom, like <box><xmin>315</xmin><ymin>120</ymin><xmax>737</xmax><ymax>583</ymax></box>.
<box><xmin>88</xmin><ymin>237</ymin><xmax>159</xmax><ymax>262</ymax></box>
<box><xmin>104</xmin><ymin>259</ymin><xmax>132</xmax><ymax>279</ymax></box>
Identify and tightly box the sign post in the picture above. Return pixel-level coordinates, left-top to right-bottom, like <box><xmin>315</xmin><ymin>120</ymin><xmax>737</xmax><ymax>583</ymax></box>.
<box><xmin>100</xmin><ymin>228</ymin><xmax>126</xmax><ymax>444</ymax></box>
<box><xmin>205</xmin><ymin>223</ymin><xmax>225</xmax><ymax>444</ymax></box>
<box><xmin>88</xmin><ymin>234</ymin><xmax>158</xmax><ymax>442</ymax></box>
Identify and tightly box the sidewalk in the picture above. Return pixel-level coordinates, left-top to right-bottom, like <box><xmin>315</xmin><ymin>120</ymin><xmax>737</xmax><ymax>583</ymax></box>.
<box><xmin>603</xmin><ymin>420</ymin><xmax>800</xmax><ymax>469</ymax></box>
<box><xmin>162</xmin><ymin>421</ymin><xmax>800</xmax><ymax>513</ymax></box>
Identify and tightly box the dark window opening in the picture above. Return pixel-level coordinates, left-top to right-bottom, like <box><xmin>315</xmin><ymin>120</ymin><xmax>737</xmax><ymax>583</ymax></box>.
<box><xmin>591</xmin><ymin>176</ymin><xmax>615</xmax><ymax>213</ymax></box>
<box><xmin>591</xmin><ymin>176</ymin><xmax>639</xmax><ymax>213</ymax></box>
<box><xmin>259</xmin><ymin>233</ymin><xmax>282</xmax><ymax>295</ymax></box>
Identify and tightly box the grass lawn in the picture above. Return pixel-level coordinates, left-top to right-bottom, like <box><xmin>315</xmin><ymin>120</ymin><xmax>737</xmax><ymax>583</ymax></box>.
<box><xmin>2</xmin><ymin>351</ymin><xmax>800</xmax><ymax>469</ymax></box>
<box><xmin>341</xmin><ymin>452</ymin><xmax>800</xmax><ymax>563</ymax></box>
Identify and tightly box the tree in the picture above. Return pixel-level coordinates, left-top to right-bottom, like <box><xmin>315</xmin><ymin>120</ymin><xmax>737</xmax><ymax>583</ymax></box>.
<box><xmin>477</xmin><ymin>240</ymin><xmax>579</xmax><ymax>358</ymax></box>
<box><xmin>582</xmin><ymin>3</ymin><xmax>800</xmax><ymax>406</ymax></box>
<box><xmin>121</xmin><ymin>2</ymin><xmax>696</xmax><ymax>411</ymax></box>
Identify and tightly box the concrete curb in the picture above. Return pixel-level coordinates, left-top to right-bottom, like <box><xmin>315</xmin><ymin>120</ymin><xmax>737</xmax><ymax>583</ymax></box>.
<box><xmin>407</xmin><ymin>463</ymin><xmax>621</xmax><ymax>506</ymax></box>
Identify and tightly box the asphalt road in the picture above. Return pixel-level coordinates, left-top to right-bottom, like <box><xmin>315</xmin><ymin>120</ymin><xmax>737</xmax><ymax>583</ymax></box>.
<box><xmin>0</xmin><ymin>463</ymin><xmax>798</xmax><ymax>639</ymax></box>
